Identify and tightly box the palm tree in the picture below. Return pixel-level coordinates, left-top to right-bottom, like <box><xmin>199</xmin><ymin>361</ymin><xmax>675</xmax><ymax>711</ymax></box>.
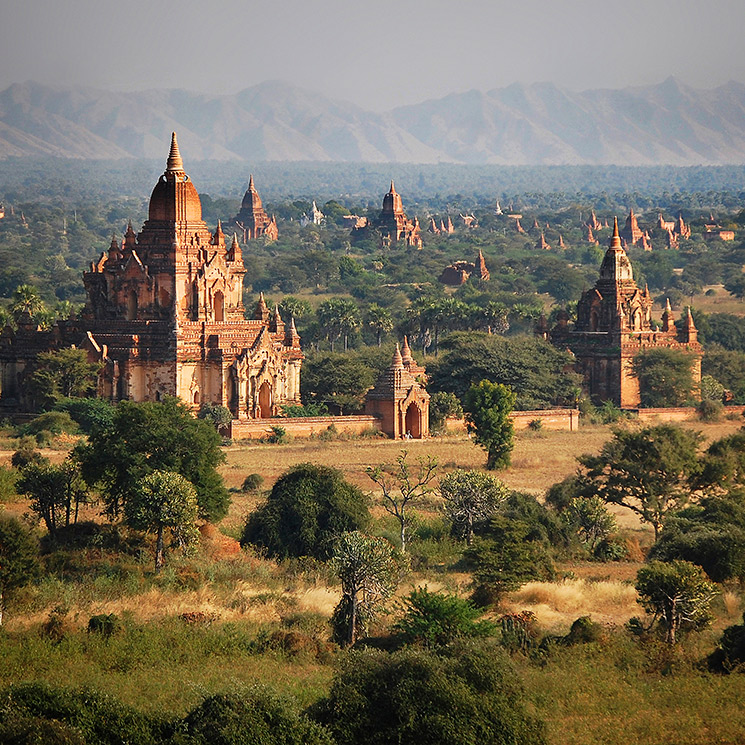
<box><xmin>10</xmin><ymin>285</ymin><xmax>46</xmax><ymax>325</ymax></box>
<box><xmin>366</xmin><ymin>304</ymin><xmax>393</xmax><ymax>346</ymax></box>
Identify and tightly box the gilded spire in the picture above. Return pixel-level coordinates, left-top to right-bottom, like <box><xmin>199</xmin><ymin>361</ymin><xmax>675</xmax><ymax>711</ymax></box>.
<box><xmin>389</xmin><ymin>180</ymin><xmax>396</xmax><ymax>194</ymax></box>
<box><xmin>166</xmin><ymin>132</ymin><xmax>184</xmax><ymax>172</ymax></box>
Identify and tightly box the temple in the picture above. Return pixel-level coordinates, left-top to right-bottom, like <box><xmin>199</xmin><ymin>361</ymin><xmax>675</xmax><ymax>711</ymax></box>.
<box><xmin>233</xmin><ymin>175</ymin><xmax>278</xmax><ymax>242</ymax></box>
<box><xmin>353</xmin><ymin>182</ymin><xmax>422</xmax><ymax>248</ymax></box>
<box><xmin>550</xmin><ymin>218</ymin><xmax>702</xmax><ymax>407</ymax></box>
<box><xmin>365</xmin><ymin>338</ymin><xmax>429</xmax><ymax>438</ymax></box>
<box><xmin>0</xmin><ymin>134</ymin><xmax>302</xmax><ymax>419</ymax></box>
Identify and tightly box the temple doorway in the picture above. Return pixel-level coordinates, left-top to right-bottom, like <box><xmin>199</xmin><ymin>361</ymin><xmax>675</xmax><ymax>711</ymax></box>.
<box><xmin>404</xmin><ymin>403</ymin><xmax>422</xmax><ymax>439</ymax></box>
<box><xmin>126</xmin><ymin>291</ymin><xmax>138</xmax><ymax>321</ymax></box>
<box><xmin>258</xmin><ymin>381</ymin><xmax>272</xmax><ymax>418</ymax></box>
<box><xmin>214</xmin><ymin>291</ymin><xmax>225</xmax><ymax>322</ymax></box>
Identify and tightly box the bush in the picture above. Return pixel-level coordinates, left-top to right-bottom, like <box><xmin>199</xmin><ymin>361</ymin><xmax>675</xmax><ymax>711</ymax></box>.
<box><xmin>268</xmin><ymin>426</ymin><xmax>290</xmax><ymax>444</ymax></box>
<box><xmin>180</xmin><ymin>688</ymin><xmax>334</xmax><ymax>745</ymax></box>
<box><xmin>312</xmin><ymin>644</ymin><xmax>546</xmax><ymax>745</ymax></box>
<box><xmin>87</xmin><ymin>613</ymin><xmax>122</xmax><ymax>638</ymax></box>
<box><xmin>54</xmin><ymin>398</ymin><xmax>116</xmax><ymax>434</ymax></box>
<box><xmin>241</xmin><ymin>474</ymin><xmax>264</xmax><ymax>493</ymax></box>
<box><xmin>697</xmin><ymin>398</ymin><xmax>723</xmax><ymax>422</ymax></box>
<box><xmin>241</xmin><ymin>463</ymin><xmax>370</xmax><ymax>560</ymax></box>
<box><xmin>563</xmin><ymin>616</ymin><xmax>602</xmax><ymax>645</ymax></box>
<box><xmin>393</xmin><ymin>586</ymin><xmax>495</xmax><ymax>647</ymax></box>
<box><xmin>428</xmin><ymin>391</ymin><xmax>463</xmax><ymax>434</ymax></box>
<box><xmin>21</xmin><ymin>411</ymin><xmax>78</xmax><ymax>437</ymax></box>
<box><xmin>708</xmin><ymin>613</ymin><xmax>745</xmax><ymax>672</ymax></box>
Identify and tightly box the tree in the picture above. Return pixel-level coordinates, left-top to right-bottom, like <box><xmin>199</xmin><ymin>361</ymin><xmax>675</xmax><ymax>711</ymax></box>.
<box><xmin>561</xmin><ymin>496</ymin><xmax>617</xmax><ymax>554</ymax></box>
<box><xmin>631</xmin><ymin>347</ymin><xmax>696</xmax><ymax>408</ymax></box>
<box><xmin>366</xmin><ymin>450</ymin><xmax>437</xmax><ymax>553</ymax></box>
<box><xmin>0</xmin><ymin>515</ymin><xmax>40</xmax><ymax>626</ymax></box>
<box><xmin>9</xmin><ymin>284</ymin><xmax>46</xmax><ymax>325</ymax></box>
<box><xmin>198</xmin><ymin>402</ymin><xmax>233</xmax><ymax>430</ymax></box>
<box><xmin>27</xmin><ymin>348</ymin><xmax>101</xmax><ymax>410</ymax></box>
<box><xmin>76</xmin><ymin>397</ymin><xmax>229</xmax><ymax>522</ymax></box>
<box><xmin>428</xmin><ymin>391</ymin><xmax>463</xmax><ymax>434</ymax></box>
<box><xmin>125</xmin><ymin>470</ymin><xmax>199</xmax><ymax>573</ymax></box>
<box><xmin>439</xmin><ymin>469</ymin><xmax>509</xmax><ymax>545</ymax></box>
<box><xmin>466</xmin><ymin>517</ymin><xmax>556</xmax><ymax>607</ymax></box>
<box><xmin>16</xmin><ymin>458</ymin><xmax>89</xmax><ymax>537</ymax></box>
<box><xmin>365</xmin><ymin>304</ymin><xmax>393</xmax><ymax>346</ymax></box>
<box><xmin>428</xmin><ymin>331</ymin><xmax>579</xmax><ymax>409</ymax></box>
<box><xmin>317</xmin><ymin>298</ymin><xmax>360</xmax><ymax>351</ymax></box>
<box><xmin>313</xmin><ymin>645</ymin><xmax>546</xmax><ymax>745</ymax></box>
<box><xmin>635</xmin><ymin>560</ymin><xmax>717</xmax><ymax>645</ymax></box>
<box><xmin>578</xmin><ymin>424</ymin><xmax>701</xmax><ymax>539</ymax></box>
<box><xmin>393</xmin><ymin>586</ymin><xmax>495</xmax><ymax>647</ymax></box>
<box><xmin>301</xmin><ymin>352</ymin><xmax>376</xmax><ymax>414</ymax></box>
<box><xmin>463</xmin><ymin>380</ymin><xmax>516</xmax><ymax>470</ymax></box>
<box><xmin>331</xmin><ymin>531</ymin><xmax>398</xmax><ymax>647</ymax></box>
<box><xmin>241</xmin><ymin>463</ymin><xmax>370</xmax><ymax>560</ymax></box>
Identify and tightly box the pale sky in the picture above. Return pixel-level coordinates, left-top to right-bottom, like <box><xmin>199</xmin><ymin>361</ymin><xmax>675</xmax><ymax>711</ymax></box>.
<box><xmin>2</xmin><ymin>0</ymin><xmax>744</xmax><ymax>110</ymax></box>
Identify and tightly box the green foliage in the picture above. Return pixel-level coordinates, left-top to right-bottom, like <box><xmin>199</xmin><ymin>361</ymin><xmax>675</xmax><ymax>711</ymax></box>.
<box><xmin>635</xmin><ymin>560</ymin><xmax>717</xmax><ymax>645</ymax></box>
<box><xmin>241</xmin><ymin>463</ymin><xmax>370</xmax><ymax>560</ymax></box>
<box><xmin>0</xmin><ymin>682</ymin><xmax>166</xmax><ymax>745</ymax></box>
<box><xmin>87</xmin><ymin>613</ymin><xmax>122</xmax><ymax>638</ymax></box>
<box><xmin>466</xmin><ymin>516</ymin><xmax>556</xmax><ymax>607</ymax></box>
<box><xmin>429</xmin><ymin>331</ymin><xmax>580</xmax><ymax>409</ymax></box>
<box><xmin>0</xmin><ymin>515</ymin><xmax>40</xmax><ymax>624</ymax></box>
<box><xmin>76</xmin><ymin>397</ymin><xmax>229</xmax><ymax>522</ymax></box>
<box><xmin>561</xmin><ymin>496</ymin><xmax>618</xmax><ymax>556</ymax></box>
<box><xmin>179</xmin><ymin>688</ymin><xmax>334</xmax><ymax>745</ymax></box>
<box><xmin>701</xmin><ymin>346</ymin><xmax>745</xmax><ymax>402</ymax></box>
<box><xmin>428</xmin><ymin>391</ymin><xmax>463</xmax><ymax>434</ymax></box>
<box><xmin>21</xmin><ymin>411</ymin><xmax>79</xmax><ymax>437</ymax></box>
<box><xmin>241</xmin><ymin>474</ymin><xmax>265</xmax><ymax>493</ymax></box>
<box><xmin>27</xmin><ymin>348</ymin><xmax>101</xmax><ymax>411</ymax></box>
<box><xmin>394</xmin><ymin>587</ymin><xmax>495</xmax><ymax>647</ymax></box>
<box><xmin>54</xmin><ymin>398</ymin><xmax>116</xmax><ymax>435</ymax></box>
<box><xmin>125</xmin><ymin>470</ymin><xmax>200</xmax><ymax>573</ymax></box>
<box><xmin>708</xmin><ymin>613</ymin><xmax>745</xmax><ymax>672</ymax></box>
<box><xmin>301</xmin><ymin>352</ymin><xmax>376</xmax><ymax>414</ymax></box>
<box><xmin>0</xmin><ymin>465</ymin><xmax>18</xmax><ymax>503</ymax></box>
<box><xmin>578</xmin><ymin>424</ymin><xmax>701</xmax><ymax>539</ymax></box>
<box><xmin>697</xmin><ymin>398</ymin><xmax>723</xmax><ymax>422</ymax></box>
<box><xmin>280</xmin><ymin>403</ymin><xmax>329</xmax><ymax>417</ymax></box>
<box><xmin>439</xmin><ymin>469</ymin><xmax>508</xmax><ymax>544</ymax></box>
<box><xmin>330</xmin><ymin>531</ymin><xmax>398</xmax><ymax>646</ymax></box>
<box><xmin>631</xmin><ymin>347</ymin><xmax>696</xmax><ymax>407</ymax></box>
<box><xmin>313</xmin><ymin>645</ymin><xmax>546</xmax><ymax>745</ymax></box>
<box><xmin>197</xmin><ymin>403</ymin><xmax>233</xmax><ymax>430</ymax></box>
<box><xmin>16</xmin><ymin>458</ymin><xmax>89</xmax><ymax>536</ymax></box>
<box><xmin>268</xmin><ymin>426</ymin><xmax>290</xmax><ymax>444</ymax></box>
<box><xmin>463</xmin><ymin>380</ymin><xmax>516</xmax><ymax>470</ymax></box>
<box><xmin>649</xmin><ymin>491</ymin><xmax>745</xmax><ymax>582</ymax></box>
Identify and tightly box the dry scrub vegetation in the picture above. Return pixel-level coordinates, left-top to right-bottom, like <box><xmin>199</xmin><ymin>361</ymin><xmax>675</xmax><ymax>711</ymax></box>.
<box><xmin>3</xmin><ymin>416</ymin><xmax>745</xmax><ymax>744</ymax></box>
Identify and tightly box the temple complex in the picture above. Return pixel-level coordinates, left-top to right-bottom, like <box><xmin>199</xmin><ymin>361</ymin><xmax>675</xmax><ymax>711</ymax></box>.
<box><xmin>549</xmin><ymin>218</ymin><xmax>702</xmax><ymax>407</ymax></box>
<box><xmin>0</xmin><ymin>134</ymin><xmax>302</xmax><ymax>419</ymax></box>
<box><xmin>352</xmin><ymin>182</ymin><xmax>422</xmax><ymax>248</ymax></box>
<box><xmin>365</xmin><ymin>338</ymin><xmax>429</xmax><ymax>439</ymax></box>
<box><xmin>233</xmin><ymin>175</ymin><xmax>278</xmax><ymax>242</ymax></box>
<box><xmin>439</xmin><ymin>250</ymin><xmax>490</xmax><ymax>286</ymax></box>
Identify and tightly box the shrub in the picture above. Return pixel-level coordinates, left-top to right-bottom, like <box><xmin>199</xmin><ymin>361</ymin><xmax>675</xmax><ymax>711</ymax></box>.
<box><xmin>528</xmin><ymin>418</ymin><xmax>543</xmax><ymax>432</ymax></box>
<box><xmin>697</xmin><ymin>398</ymin><xmax>723</xmax><ymax>422</ymax></box>
<box><xmin>181</xmin><ymin>688</ymin><xmax>333</xmax><ymax>745</ymax></box>
<box><xmin>268</xmin><ymin>425</ymin><xmax>289</xmax><ymax>444</ymax></box>
<box><xmin>241</xmin><ymin>463</ymin><xmax>370</xmax><ymax>560</ymax></box>
<box><xmin>312</xmin><ymin>645</ymin><xmax>546</xmax><ymax>745</ymax></box>
<box><xmin>54</xmin><ymin>397</ymin><xmax>116</xmax><ymax>434</ymax></box>
<box><xmin>21</xmin><ymin>411</ymin><xmax>78</xmax><ymax>437</ymax></box>
<box><xmin>708</xmin><ymin>613</ymin><xmax>745</xmax><ymax>672</ymax></box>
<box><xmin>241</xmin><ymin>474</ymin><xmax>264</xmax><ymax>493</ymax></box>
<box><xmin>87</xmin><ymin>613</ymin><xmax>122</xmax><ymax>638</ymax></box>
<box><xmin>393</xmin><ymin>586</ymin><xmax>495</xmax><ymax>647</ymax></box>
<box><xmin>563</xmin><ymin>616</ymin><xmax>602</xmax><ymax>645</ymax></box>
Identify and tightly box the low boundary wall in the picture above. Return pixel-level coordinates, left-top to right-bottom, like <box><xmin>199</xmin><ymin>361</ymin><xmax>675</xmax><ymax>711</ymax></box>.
<box><xmin>626</xmin><ymin>405</ymin><xmax>745</xmax><ymax>423</ymax></box>
<box><xmin>229</xmin><ymin>408</ymin><xmax>580</xmax><ymax>440</ymax></box>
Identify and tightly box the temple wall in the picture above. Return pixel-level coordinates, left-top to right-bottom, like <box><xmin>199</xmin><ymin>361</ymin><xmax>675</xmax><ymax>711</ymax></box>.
<box><xmin>229</xmin><ymin>415</ymin><xmax>381</xmax><ymax>440</ymax></box>
<box><xmin>446</xmin><ymin>409</ymin><xmax>579</xmax><ymax>434</ymax></box>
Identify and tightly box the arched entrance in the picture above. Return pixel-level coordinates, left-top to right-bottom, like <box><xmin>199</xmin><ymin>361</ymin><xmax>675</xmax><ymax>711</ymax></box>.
<box><xmin>126</xmin><ymin>291</ymin><xmax>138</xmax><ymax>321</ymax></box>
<box><xmin>214</xmin><ymin>290</ymin><xmax>225</xmax><ymax>322</ymax></box>
<box><xmin>258</xmin><ymin>381</ymin><xmax>272</xmax><ymax>418</ymax></box>
<box><xmin>404</xmin><ymin>402</ymin><xmax>422</xmax><ymax>439</ymax></box>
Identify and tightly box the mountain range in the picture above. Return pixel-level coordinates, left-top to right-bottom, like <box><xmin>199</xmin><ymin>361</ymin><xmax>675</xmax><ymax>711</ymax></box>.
<box><xmin>1</xmin><ymin>78</ymin><xmax>745</xmax><ymax>165</ymax></box>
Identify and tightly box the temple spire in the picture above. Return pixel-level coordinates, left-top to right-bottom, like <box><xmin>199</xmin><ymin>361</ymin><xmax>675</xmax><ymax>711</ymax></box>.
<box><xmin>166</xmin><ymin>132</ymin><xmax>184</xmax><ymax>172</ymax></box>
<box><xmin>392</xmin><ymin>343</ymin><xmax>404</xmax><ymax>370</ymax></box>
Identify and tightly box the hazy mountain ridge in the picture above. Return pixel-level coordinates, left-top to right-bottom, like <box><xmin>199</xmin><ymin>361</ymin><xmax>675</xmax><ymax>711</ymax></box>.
<box><xmin>0</xmin><ymin>78</ymin><xmax>744</xmax><ymax>165</ymax></box>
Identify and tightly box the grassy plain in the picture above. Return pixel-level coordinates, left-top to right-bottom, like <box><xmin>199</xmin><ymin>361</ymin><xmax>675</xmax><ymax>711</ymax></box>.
<box><xmin>2</xmin><ymin>415</ymin><xmax>745</xmax><ymax>744</ymax></box>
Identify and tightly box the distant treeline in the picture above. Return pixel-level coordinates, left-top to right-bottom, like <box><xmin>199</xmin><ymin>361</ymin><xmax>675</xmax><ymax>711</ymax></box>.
<box><xmin>2</xmin><ymin>158</ymin><xmax>745</xmax><ymax>209</ymax></box>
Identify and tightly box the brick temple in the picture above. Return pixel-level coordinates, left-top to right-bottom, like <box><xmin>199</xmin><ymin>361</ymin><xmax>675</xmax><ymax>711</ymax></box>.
<box><xmin>0</xmin><ymin>134</ymin><xmax>302</xmax><ymax>419</ymax></box>
<box><xmin>547</xmin><ymin>218</ymin><xmax>702</xmax><ymax>407</ymax></box>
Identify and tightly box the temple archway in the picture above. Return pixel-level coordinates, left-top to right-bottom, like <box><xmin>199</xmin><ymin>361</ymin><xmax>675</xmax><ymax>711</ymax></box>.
<box><xmin>214</xmin><ymin>290</ymin><xmax>225</xmax><ymax>322</ymax></box>
<box><xmin>258</xmin><ymin>381</ymin><xmax>272</xmax><ymax>418</ymax></box>
<box><xmin>126</xmin><ymin>291</ymin><xmax>138</xmax><ymax>321</ymax></box>
<box><xmin>404</xmin><ymin>402</ymin><xmax>422</xmax><ymax>439</ymax></box>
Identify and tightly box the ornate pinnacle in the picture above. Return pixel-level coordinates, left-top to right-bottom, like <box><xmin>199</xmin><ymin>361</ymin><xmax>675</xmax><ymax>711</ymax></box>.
<box><xmin>166</xmin><ymin>132</ymin><xmax>184</xmax><ymax>172</ymax></box>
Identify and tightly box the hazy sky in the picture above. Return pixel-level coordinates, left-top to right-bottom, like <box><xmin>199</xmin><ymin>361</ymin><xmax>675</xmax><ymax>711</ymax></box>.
<box><xmin>2</xmin><ymin>0</ymin><xmax>745</xmax><ymax>110</ymax></box>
